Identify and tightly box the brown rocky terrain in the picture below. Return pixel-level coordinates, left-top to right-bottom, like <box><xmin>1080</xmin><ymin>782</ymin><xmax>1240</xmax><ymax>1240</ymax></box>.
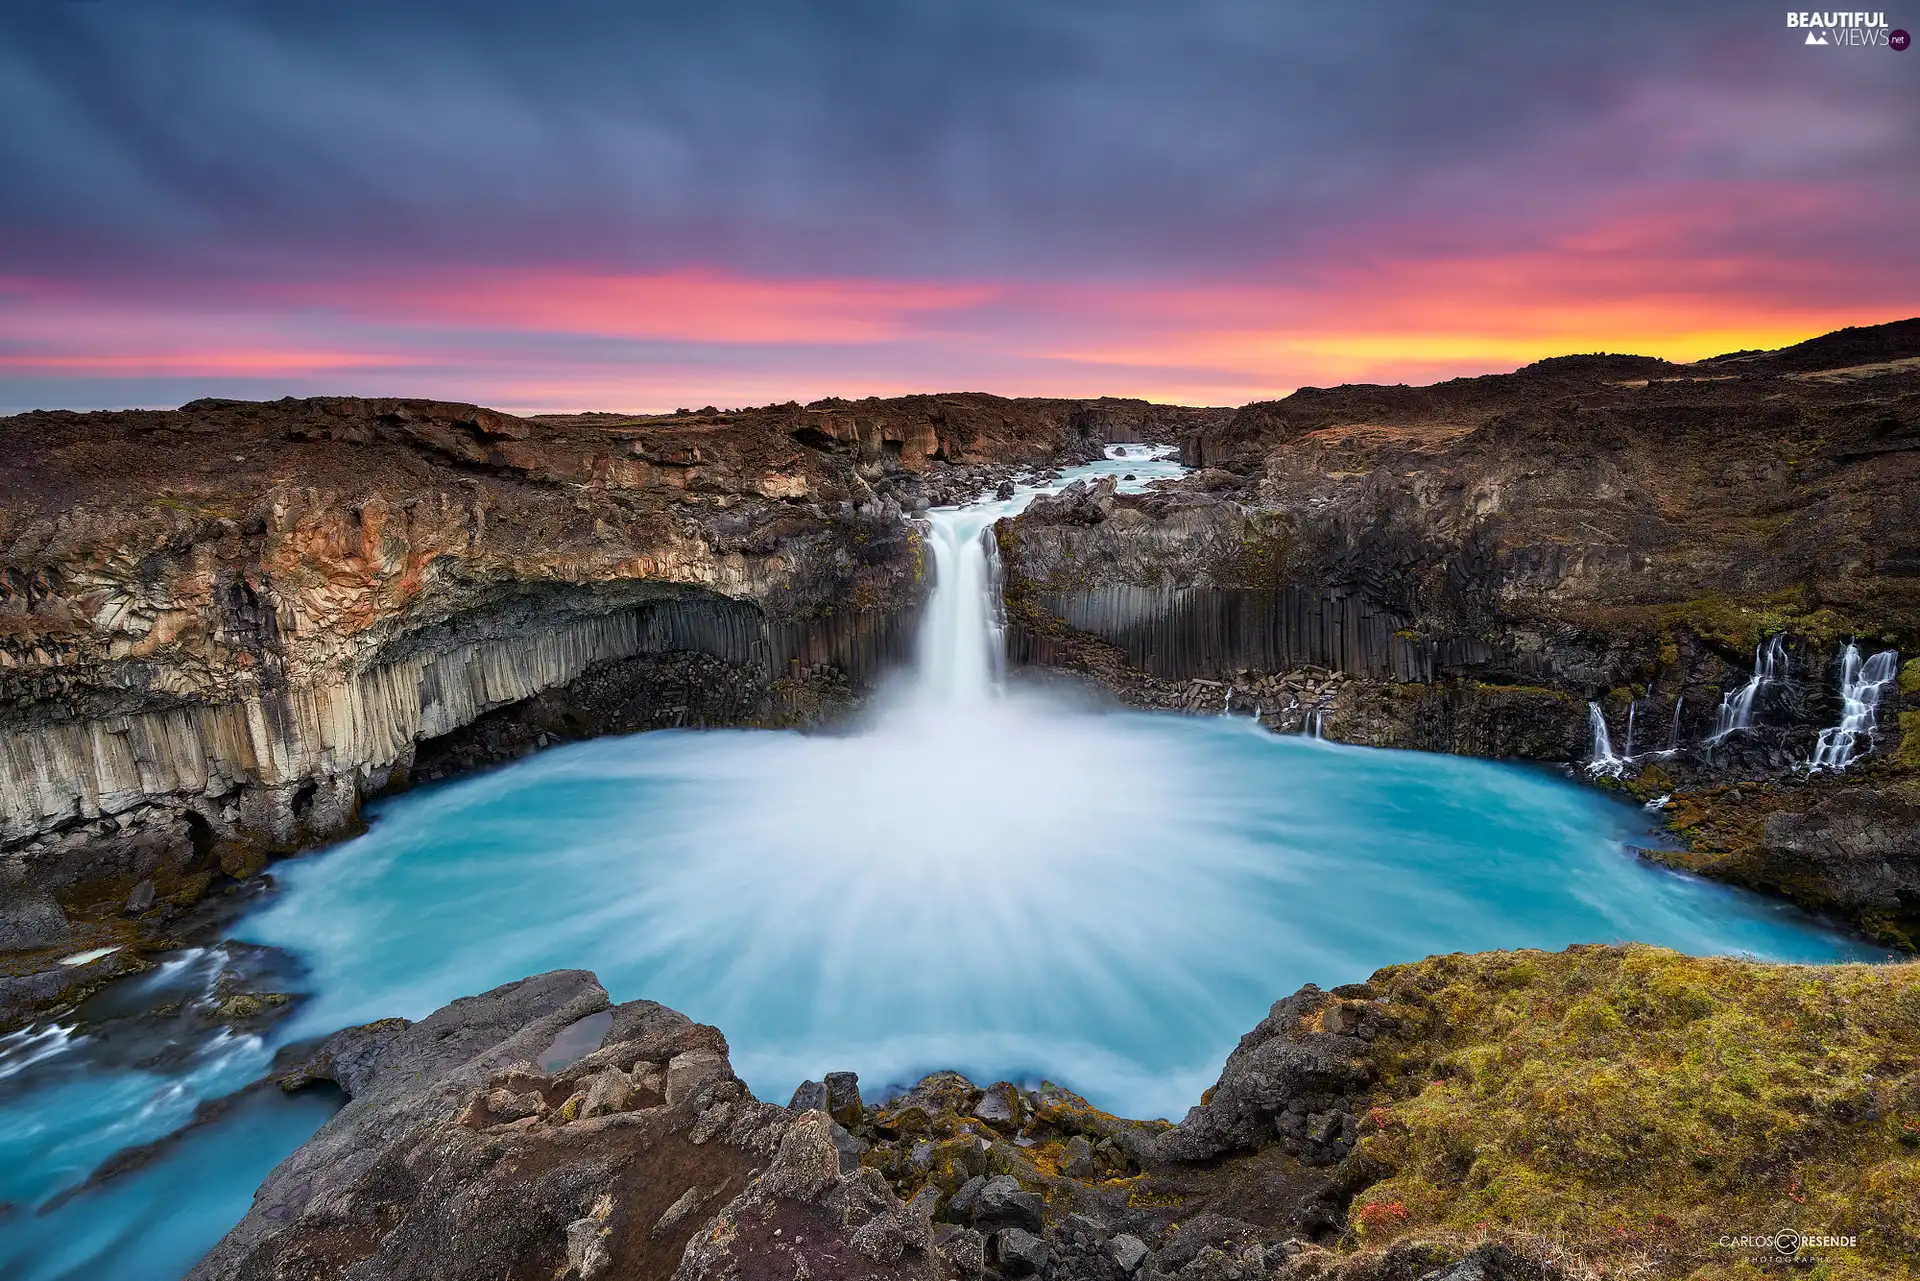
<box><xmin>998</xmin><ymin>320</ymin><xmax>1920</xmax><ymax>945</ymax></box>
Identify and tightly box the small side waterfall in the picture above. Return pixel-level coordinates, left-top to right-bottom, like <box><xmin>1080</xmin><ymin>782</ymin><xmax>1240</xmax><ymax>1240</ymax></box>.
<box><xmin>1666</xmin><ymin>696</ymin><xmax>1684</xmax><ymax>753</ymax></box>
<box><xmin>1708</xmin><ymin>635</ymin><xmax>1787</xmax><ymax>743</ymax></box>
<box><xmin>1809</xmin><ymin>644</ymin><xmax>1900</xmax><ymax>771</ymax></box>
<box><xmin>1586</xmin><ymin>701</ymin><xmax>1624</xmax><ymax>776</ymax></box>
<box><xmin>1622</xmin><ymin>700</ymin><xmax>1638</xmax><ymax>760</ymax></box>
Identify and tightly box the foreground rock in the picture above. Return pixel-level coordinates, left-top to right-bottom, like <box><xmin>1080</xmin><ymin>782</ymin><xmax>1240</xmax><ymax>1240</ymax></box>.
<box><xmin>194</xmin><ymin>969</ymin><xmax>945</xmax><ymax>1280</ymax></box>
<box><xmin>200</xmin><ymin>946</ymin><xmax>1920</xmax><ymax>1280</ymax></box>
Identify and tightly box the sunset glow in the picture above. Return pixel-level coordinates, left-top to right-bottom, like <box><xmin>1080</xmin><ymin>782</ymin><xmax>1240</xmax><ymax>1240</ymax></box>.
<box><xmin>2</xmin><ymin>5</ymin><xmax>1914</xmax><ymax>412</ymax></box>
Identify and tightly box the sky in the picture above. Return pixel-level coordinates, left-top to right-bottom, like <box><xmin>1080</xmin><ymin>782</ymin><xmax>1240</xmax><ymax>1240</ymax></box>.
<box><xmin>2</xmin><ymin>1</ymin><xmax>1916</xmax><ymax>414</ymax></box>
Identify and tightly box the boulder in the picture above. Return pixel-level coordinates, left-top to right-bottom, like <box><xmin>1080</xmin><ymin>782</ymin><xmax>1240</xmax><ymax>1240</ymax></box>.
<box><xmin>1155</xmin><ymin>985</ymin><xmax>1370</xmax><ymax>1164</ymax></box>
<box><xmin>972</xmin><ymin>1174</ymin><xmax>1045</xmax><ymax>1234</ymax></box>
<box><xmin>824</xmin><ymin>1069</ymin><xmax>864</xmax><ymax>1126</ymax></box>
<box><xmin>994</xmin><ymin>1227</ymin><xmax>1050</xmax><ymax>1276</ymax></box>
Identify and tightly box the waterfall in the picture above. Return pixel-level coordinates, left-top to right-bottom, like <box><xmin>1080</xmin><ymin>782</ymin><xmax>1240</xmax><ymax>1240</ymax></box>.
<box><xmin>1622</xmin><ymin>700</ymin><xmax>1638</xmax><ymax>760</ymax></box>
<box><xmin>1666</xmin><ymin>696</ymin><xmax>1684</xmax><ymax>752</ymax></box>
<box><xmin>1809</xmin><ymin>644</ymin><xmax>1900</xmax><ymax>771</ymax></box>
<box><xmin>1586</xmin><ymin>702</ymin><xmax>1624</xmax><ymax>776</ymax></box>
<box><xmin>1707</xmin><ymin>635</ymin><xmax>1787</xmax><ymax>743</ymax></box>
<box><xmin>914</xmin><ymin>509</ymin><xmax>1006</xmax><ymax>704</ymax></box>
<box><xmin>911</xmin><ymin>443</ymin><xmax>1182</xmax><ymax>703</ymax></box>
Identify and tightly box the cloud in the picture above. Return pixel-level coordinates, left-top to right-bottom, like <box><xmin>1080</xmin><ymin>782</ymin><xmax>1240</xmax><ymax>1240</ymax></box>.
<box><xmin>0</xmin><ymin>1</ymin><xmax>1914</xmax><ymax>411</ymax></box>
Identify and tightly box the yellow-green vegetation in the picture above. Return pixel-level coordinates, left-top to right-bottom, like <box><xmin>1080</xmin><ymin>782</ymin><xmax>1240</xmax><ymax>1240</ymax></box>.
<box><xmin>1894</xmin><ymin>711</ymin><xmax>1920</xmax><ymax>771</ymax></box>
<box><xmin>1349</xmin><ymin>945</ymin><xmax>1920</xmax><ymax>1279</ymax></box>
<box><xmin>1900</xmin><ymin>658</ymin><xmax>1920</xmax><ymax>698</ymax></box>
<box><xmin>1579</xmin><ymin>591</ymin><xmax>1861</xmax><ymax>653</ymax></box>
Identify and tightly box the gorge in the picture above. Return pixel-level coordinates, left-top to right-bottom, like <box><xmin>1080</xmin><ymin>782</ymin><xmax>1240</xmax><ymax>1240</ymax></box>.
<box><xmin>1</xmin><ymin>321</ymin><xmax>1918</xmax><ymax>1279</ymax></box>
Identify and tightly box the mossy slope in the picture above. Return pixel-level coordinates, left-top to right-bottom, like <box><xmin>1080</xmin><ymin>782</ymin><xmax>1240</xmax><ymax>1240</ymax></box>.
<box><xmin>1348</xmin><ymin>945</ymin><xmax>1920</xmax><ymax>1279</ymax></box>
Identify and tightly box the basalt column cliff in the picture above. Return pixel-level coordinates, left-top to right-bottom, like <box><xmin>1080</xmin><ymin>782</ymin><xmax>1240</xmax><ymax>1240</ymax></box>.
<box><xmin>999</xmin><ymin>322</ymin><xmax>1920</xmax><ymax>944</ymax></box>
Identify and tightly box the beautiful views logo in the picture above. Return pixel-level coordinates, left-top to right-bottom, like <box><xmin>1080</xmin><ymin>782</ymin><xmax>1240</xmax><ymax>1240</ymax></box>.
<box><xmin>1785</xmin><ymin>11</ymin><xmax>1905</xmax><ymax>47</ymax></box>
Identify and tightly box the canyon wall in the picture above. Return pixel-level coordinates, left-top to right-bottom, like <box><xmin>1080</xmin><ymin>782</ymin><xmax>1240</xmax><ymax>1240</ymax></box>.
<box><xmin>0</xmin><ymin>392</ymin><xmax>1218</xmax><ymax>983</ymax></box>
<box><xmin>1001</xmin><ymin>323</ymin><xmax>1920</xmax><ymax>943</ymax></box>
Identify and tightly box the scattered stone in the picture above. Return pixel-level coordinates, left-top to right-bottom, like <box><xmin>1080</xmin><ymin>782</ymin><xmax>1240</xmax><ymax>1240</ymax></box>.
<box><xmin>565</xmin><ymin>1216</ymin><xmax>612</xmax><ymax>1278</ymax></box>
<box><xmin>851</xmin><ymin>1205</ymin><xmax>932</xmax><ymax>1263</ymax></box>
<box><xmin>483</xmin><ymin>1087</ymin><xmax>548</xmax><ymax>1123</ymax></box>
<box><xmin>938</xmin><ymin>1225</ymin><xmax>988</xmax><ymax>1279</ymax></box>
<box><xmin>946</xmin><ymin>1173</ymin><xmax>986</xmax><ymax>1221</ymax></box>
<box><xmin>994</xmin><ymin>1226</ymin><xmax>1050</xmax><ymax>1276</ymax></box>
<box><xmin>0</xmin><ymin>867</ymin><xmax>70</xmax><ymax>951</ymax></box>
<box><xmin>972</xmin><ymin>1080</ymin><xmax>1024</xmax><ymax>1130</ymax></box>
<box><xmin>580</xmin><ymin>1065</ymin><xmax>633</xmax><ymax>1118</ymax></box>
<box><xmin>830</xmin><ymin>1120</ymin><xmax>870</xmax><ymax>1172</ymax></box>
<box><xmin>824</xmin><ymin>1070</ymin><xmax>863</xmax><ymax>1126</ymax></box>
<box><xmin>1061</xmin><ymin>1133</ymin><xmax>1096</xmax><ymax>1178</ymax></box>
<box><xmin>651</xmin><ymin>1185</ymin><xmax>707</xmax><ymax>1239</ymax></box>
<box><xmin>1112</xmin><ymin>1233</ymin><xmax>1152</xmax><ymax>1273</ymax></box>
<box><xmin>789</xmin><ymin>1078</ymin><xmax>829</xmax><ymax>1111</ymax></box>
<box><xmin>664</xmin><ymin>1050</ymin><xmax>728</xmax><ymax>1105</ymax></box>
<box><xmin>972</xmin><ymin>1174</ymin><xmax>1044</xmax><ymax>1234</ymax></box>
<box><xmin>124</xmin><ymin>879</ymin><xmax>156</xmax><ymax>915</ymax></box>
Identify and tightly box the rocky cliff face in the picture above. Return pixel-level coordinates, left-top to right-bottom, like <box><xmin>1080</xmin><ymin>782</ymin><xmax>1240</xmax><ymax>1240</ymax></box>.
<box><xmin>999</xmin><ymin>322</ymin><xmax>1920</xmax><ymax>944</ymax></box>
<box><xmin>0</xmin><ymin>392</ymin><xmax>1213</xmax><ymax>999</ymax></box>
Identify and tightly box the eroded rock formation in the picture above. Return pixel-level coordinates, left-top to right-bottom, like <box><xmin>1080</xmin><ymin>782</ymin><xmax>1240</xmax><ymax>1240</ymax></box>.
<box><xmin>999</xmin><ymin>322</ymin><xmax>1920</xmax><ymax>942</ymax></box>
<box><xmin>0</xmin><ymin>391</ymin><xmax>1216</xmax><ymax>1013</ymax></box>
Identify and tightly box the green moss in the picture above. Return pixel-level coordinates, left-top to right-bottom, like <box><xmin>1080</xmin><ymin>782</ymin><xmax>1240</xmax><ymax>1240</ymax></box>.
<box><xmin>1350</xmin><ymin>946</ymin><xmax>1920</xmax><ymax>1279</ymax></box>
<box><xmin>1658</xmin><ymin>630</ymin><xmax>1681</xmax><ymax>668</ymax></box>
<box><xmin>1583</xmin><ymin>590</ymin><xmax>1865</xmax><ymax>653</ymax></box>
<box><xmin>1900</xmin><ymin>659</ymin><xmax>1920</xmax><ymax>698</ymax></box>
<box><xmin>1893</xmin><ymin>711</ymin><xmax>1920</xmax><ymax>771</ymax></box>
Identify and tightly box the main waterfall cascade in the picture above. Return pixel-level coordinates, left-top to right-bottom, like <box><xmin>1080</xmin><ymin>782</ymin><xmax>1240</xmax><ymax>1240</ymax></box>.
<box><xmin>0</xmin><ymin>445</ymin><xmax>1887</xmax><ymax>1281</ymax></box>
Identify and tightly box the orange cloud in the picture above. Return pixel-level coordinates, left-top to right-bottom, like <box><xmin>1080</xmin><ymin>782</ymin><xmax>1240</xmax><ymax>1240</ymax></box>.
<box><xmin>0</xmin><ymin>351</ymin><xmax>431</xmax><ymax>375</ymax></box>
<box><xmin>308</xmin><ymin>269</ymin><xmax>1003</xmax><ymax>344</ymax></box>
<box><xmin>1</xmin><ymin>181</ymin><xmax>1908</xmax><ymax>412</ymax></box>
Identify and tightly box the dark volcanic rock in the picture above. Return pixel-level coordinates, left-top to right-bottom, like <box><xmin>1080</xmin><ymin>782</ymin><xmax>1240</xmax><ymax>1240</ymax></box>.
<box><xmin>193</xmin><ymin>969</ymin><xmax>952</xmax><ymax>1281</ymax></box>
<box><xmin>998</xmin><ymin>320</ymin><xmax>1920</xmax><ymax>940</ymax></box>
<box><xmin>198</xmin><ymin>954</ymin><xmax>1776</xmax><ymax>1280</ymax></box>
<box><xmin>1155</xmin><ymin>987</ymin><xmax>1373</xmax><ymax>1166</ymax></box>
<box><xmin>972</xmin><ymin>1173</ymin><xmax>1046</xmax><ymax>1233</ymax></box>
<box><xmin>1754</xmin><ymin>785</ymin><xmax>1920</xmax><ymax>940</ymax></box>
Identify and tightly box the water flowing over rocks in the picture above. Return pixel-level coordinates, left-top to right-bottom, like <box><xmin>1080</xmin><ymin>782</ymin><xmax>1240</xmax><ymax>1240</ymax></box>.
<box><xmin>998</xmin><ymin>322</ymin><xmax>1920</xmax><ymax>945</ymax></box>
